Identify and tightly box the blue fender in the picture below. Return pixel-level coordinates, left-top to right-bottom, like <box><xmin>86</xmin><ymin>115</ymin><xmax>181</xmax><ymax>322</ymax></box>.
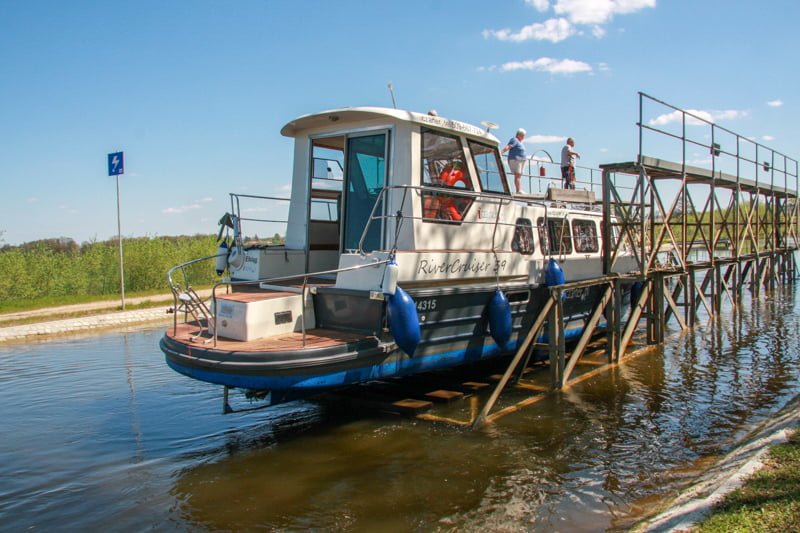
<box><xmin>545</xmin><ymin>258</ymin><xmax>565</xmax><ymax>287</ymax></box>
<box><xmin>387</xmin><ymin>287</ymin><xmax>420</xmax><ymax>356</ymax></box>
<box><xmin>488</xmin><ymin>289</ymin><xmax>512</xmax><ymax>349</ymax></box>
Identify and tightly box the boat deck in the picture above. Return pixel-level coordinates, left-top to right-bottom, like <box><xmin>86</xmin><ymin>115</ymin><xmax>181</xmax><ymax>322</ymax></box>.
<box><xmin>215</xmin><ymin>290</ymin><xmax>297</xmax><ymax>303</ymax></box>
<box><xmin>166</xmin><ymin>321</ymin><xmax>377</xmax><ymax>353</ymax></box>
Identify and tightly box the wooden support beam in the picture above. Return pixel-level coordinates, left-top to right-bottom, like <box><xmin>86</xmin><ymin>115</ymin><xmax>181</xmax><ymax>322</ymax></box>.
<box><xmin>662</xmin><ymin>280</ymin><xmax>687</xmax><ymax>330</ymax></box>
<box><xmin>562</xmin><ymin>284</ymin><xmax>613</xmax><ymax>384</ymax></box>
<box><xmin>471</xmin><ymin>296</ymin><xmax>554</xmax><ymax>429</ymax></box>
<box><xmin>620</xmin><ymin>281</ymin><xmax>650</xmax><ymax>359</ymax></box>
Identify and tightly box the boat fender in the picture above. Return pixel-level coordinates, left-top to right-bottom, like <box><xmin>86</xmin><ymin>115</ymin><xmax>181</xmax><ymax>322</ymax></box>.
<box><xmin>488</xmin><ymin>289</ymin><xmax>512</xmax><ymax>348</ymax></box>
<box><xmin>215</xmin><ymin>241</ymin><xmax>229</xmax><ymax>276</ymax></box>
<box><xmin>545</xmin><ymin>258</ymin><xmax>565</xmax><ymax>287</ymax></box>
<box><xmin>382</xmin><ymin>259</ymin><xmax>399</xmax><ymax>296</ymax></box>
<box><xmin>227</xmin><ymin>245</ymin><xmax>244</xmax><ymax>271</ymax></box>
<box><xmin>387</xmin><ymin>287</ymin><xmax>420</xmax><ymax>356</ymax></box>
<box><xmin>630</xmin><ymin>281</ymin><xmax>644</xmax><ymax>307</ymax></box>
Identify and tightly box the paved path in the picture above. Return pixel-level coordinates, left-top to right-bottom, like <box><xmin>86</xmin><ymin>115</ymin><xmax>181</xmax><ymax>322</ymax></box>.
<box><xmin>0</xmin><ymin>289</ymin><xmax>214</xmax><ymax>344</ymax></box>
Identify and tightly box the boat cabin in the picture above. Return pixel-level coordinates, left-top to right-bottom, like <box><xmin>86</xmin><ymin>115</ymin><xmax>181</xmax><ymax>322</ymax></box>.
<box><xmin>229</xmin><ymin>107</ymin><xmax>607</xmax><ymax>293</ymax></box>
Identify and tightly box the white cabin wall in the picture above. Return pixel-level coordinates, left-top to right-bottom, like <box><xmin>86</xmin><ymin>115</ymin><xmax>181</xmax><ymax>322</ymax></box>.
<box><xmin>285</xmin><ymin>135</ymin><xmax>310</xmax><ymax>249</ymax></box>
<box><xmin>387</xmin><ymin>123</ymin><xmax>416</xmax><ymax>251</ymax></box>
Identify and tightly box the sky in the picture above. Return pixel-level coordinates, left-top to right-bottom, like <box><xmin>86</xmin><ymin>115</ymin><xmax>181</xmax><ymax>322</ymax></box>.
<box><xmin>1</xmin><ymin>0</ymin><xmax>799</xmax><ymax>245</ymax></box>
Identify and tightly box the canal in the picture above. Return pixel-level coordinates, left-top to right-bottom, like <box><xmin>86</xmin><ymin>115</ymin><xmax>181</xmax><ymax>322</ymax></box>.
<box><xmin>1</xmin><ymin>285</ymin><xmax>798</xmax><ymax>532</ymax></box>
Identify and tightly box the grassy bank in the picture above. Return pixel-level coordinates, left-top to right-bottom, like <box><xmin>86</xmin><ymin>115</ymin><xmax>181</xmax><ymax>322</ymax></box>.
<box><xmin>0</xmin><ymin>235</ymin><xmax>219</xmax><ymax>313</ymax></box>
<box><xmin>696</xmin><ymin>430</ymin><xmax>800</xmax><ymax>532</ymax></box>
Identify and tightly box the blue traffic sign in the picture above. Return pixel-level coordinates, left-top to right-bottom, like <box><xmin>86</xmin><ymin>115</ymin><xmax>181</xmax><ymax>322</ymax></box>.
<box><xmin>108</xmin><ymin>152</ymin><xmax>124</xmax><ymax>176</ymax></box>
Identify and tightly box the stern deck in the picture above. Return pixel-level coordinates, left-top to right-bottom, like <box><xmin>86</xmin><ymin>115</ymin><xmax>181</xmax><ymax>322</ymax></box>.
<box><xmin>166</xmin><ymin>321</ymin><xmax>377</xmax><ymax>353</ymax></box>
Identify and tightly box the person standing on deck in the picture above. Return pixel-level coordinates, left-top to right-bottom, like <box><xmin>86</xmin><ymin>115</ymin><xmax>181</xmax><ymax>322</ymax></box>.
<box><xmin>560</xmin><ymin>137</ymin><xmax>580</xmax><ymax>189</ymax></box>
<box><xmin>502</xmin><ymin>128</ymin><xmax>528</xmax><ymax>194</ymax></box>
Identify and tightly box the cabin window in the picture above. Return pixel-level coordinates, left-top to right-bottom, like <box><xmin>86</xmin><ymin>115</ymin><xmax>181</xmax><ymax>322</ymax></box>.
<box><xmin>468</xmin><ymin>140</ymin><xmax>509</xmax><ymax>194</ymax></box>
<box><xmin>343</xmin><ymin>133</ymin><xmax>387</xmax><ymax>252</ymax></box>
<box><xmin>512</xmin><ymin>218</ymin><xmax>534</xmax><ymax>255</ymax></box>
<box><xmin>538</xmin><ymin>217</ymin><xmax>572</xmax><ymax>255</ymax></box>
<box><xmin>572</xmin><ymin>219</ymin><xmax>599</xmax><ymax>253</ymax></box>
<box><xmin>310</xmin><ymin>141</ymin><xmax>343</xmax><ymax>222</ymax></box>
<box><xmin>420</xmin><ymin>128</ymin><xmax>474</xmax><ymax>223</ymax></box>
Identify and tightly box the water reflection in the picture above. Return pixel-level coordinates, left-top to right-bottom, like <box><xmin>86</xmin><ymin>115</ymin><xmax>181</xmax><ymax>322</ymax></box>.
<box><xmin>0</xmin><ymin>286</ymin><xmax>798</xmax><ymax>531</ymax></box>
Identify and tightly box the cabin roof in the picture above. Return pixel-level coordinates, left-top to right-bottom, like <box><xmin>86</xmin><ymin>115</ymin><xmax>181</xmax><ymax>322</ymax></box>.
<box><xmin>280</xmin><ymin>107</ymin><xmax>501</xmax><ymax>144</ymax></box>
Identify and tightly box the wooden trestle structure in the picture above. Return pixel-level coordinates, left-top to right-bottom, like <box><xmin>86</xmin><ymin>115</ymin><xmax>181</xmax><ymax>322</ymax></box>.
<box><xmin>467</xmin><ymin>93</ymin><xmax>800</xmax><ymax>429</ymax></box>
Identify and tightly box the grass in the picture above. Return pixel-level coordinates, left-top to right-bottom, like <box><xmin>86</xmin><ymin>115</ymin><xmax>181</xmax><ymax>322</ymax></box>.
<box><xmin>695</xmin><ymin>430</ymin><xmax>800</xmax><ymax>532</ymax></box>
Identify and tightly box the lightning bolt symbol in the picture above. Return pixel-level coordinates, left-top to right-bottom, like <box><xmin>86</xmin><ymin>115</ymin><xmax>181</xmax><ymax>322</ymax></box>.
<box><xmin>112</xmin><ymin>155</ymin><xmax>120</xmax><ymax>170</ymax></box>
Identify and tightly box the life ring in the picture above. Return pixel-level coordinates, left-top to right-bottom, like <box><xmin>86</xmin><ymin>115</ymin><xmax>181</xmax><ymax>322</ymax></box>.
<box><xmin>439</xmin><ymin>166</ymin><xmax>469</xmax><ymax>188</ymax></box>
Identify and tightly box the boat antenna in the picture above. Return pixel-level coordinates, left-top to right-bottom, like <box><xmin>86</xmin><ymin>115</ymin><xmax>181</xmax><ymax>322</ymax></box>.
<box><xmin>481</xmin><ymin>121</ymin><xmax>499</xmax><ymax>133</ymax></box>
<box><xmin>387</xmin><ymin>82</ymin><xmax>397</xmax><ymax>109</ymax></box>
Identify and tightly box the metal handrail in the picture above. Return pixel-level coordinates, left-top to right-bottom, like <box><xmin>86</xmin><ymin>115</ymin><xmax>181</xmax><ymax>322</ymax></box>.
<box><xmin>208</xmin><ymin>259</ymin><xmax>391</xmax><ymax>347</ymax></box>
<box><xmin>167</xmin><ymin>251</ymin><xmax>392</xmax><ymax>346</ymax></box>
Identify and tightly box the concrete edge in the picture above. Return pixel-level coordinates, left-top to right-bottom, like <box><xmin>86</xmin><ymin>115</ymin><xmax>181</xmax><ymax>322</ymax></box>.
<box><xmin>632</xmin><ymin>395</ymin><xmax>800</xmax><ymax>532</ymax></box>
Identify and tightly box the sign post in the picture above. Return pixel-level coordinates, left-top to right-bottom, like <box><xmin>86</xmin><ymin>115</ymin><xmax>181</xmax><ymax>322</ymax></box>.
<box><xmin>108</xmin><ymin>152</ymin><xmax>126</xmax><ymax>310</ymax></box>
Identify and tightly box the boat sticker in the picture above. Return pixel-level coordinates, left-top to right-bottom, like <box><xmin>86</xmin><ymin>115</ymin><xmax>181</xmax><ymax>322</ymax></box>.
<box><xmin>563</xmin><ymin>288</ymin><xmax>589</xmax><ymax>301</ymax></box>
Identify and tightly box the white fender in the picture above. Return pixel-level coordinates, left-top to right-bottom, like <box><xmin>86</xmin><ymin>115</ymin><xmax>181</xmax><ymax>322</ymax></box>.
<box><xmin>215</xmin><ymin>241</ymin><xmax>229</xmax><ymax>275</ymax></box>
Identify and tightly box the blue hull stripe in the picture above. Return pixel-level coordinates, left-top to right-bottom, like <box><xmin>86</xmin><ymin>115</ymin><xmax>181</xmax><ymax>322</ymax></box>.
<box><xmin>166</xmin><ymin>323</ymin><xmax>596</xmax><ymax>393</ymax></box>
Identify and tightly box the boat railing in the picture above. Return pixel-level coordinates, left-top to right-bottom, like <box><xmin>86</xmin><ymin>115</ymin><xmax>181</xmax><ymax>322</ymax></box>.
<box><xmin>357</xmin><ymin>183</ymin><xmax>634</xmax><ymax>268</ymax></box>
<box><xmin>503</xmin><ymin>155</ymin><xmax>636</xmax><ymax>198</ymax></box>
<box><xmin>356</xmin><ymin>184</ymin><xmax>553</xmax><ymax>264</ymax></box>
<box><xmin>167</xmin><ymin>253</ymin><xmax>391</xmax><ymax>347</ymax></box>
<box><xmin>166</xmin><ymin>252</ymin><xmax>227</xmax><ymax>335</ymax></box>
<box><xmin>227</xmin><ymin>193</ymin><xmax>292</xmax><ymax>246</ymax></box>
<box><xmin>206</xmin><ymin>260</ymin><xmax>391</xmax><ymax>347</ymax></box>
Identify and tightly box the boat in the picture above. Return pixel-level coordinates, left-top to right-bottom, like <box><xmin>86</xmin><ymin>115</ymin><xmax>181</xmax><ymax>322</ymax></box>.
<box><xmin>160</xmin><ymin>107</ymin><xmax>636</xmax><ymax>406</ymax></box>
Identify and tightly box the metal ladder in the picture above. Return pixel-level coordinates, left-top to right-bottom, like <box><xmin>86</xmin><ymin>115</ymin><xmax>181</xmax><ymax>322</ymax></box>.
<box><xmin>173</xmin><ymin>287</ymin><xmax>214</xmax><ymax>339</ymax></box>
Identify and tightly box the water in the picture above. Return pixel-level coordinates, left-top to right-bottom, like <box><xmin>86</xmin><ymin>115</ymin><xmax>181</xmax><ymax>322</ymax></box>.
<box><xmin>1</xmin><ymin>286</ymin><xmax>799</xmax><ymax>532</ymax></box>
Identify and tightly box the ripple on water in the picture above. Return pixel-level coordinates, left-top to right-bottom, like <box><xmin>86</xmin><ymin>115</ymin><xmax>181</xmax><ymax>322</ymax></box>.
<box><xmin>0</xmin><ymin>286</ymin><xmax>799</xmax><ymax>531</ymax></box>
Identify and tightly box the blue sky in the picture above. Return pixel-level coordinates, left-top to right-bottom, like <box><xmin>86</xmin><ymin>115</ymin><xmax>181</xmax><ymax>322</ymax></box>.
<box><xmin>1</xmin><ymin>0</ymin><xmax>798</xmax><ymax>245</ymax></box>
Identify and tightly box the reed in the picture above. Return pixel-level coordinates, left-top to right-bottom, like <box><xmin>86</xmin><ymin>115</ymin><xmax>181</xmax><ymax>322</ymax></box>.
<box><xmin>0</xmin><ymin>235</ymin><xmax>219</xmax><ymax>310</ymax></box>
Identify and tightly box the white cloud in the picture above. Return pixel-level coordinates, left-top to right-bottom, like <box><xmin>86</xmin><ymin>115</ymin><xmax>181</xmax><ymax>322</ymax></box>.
<box><xmin>483</xmin><ymin>17</ymin><xmax>575</xmax><ymax>43</ymax></box>
<box><xmin>762</xmin><ymin>135</ymin><xmax>775</xmax><ymax>141</ymax></box>
<box><xmin>525</xmin><ymin>0</ymin><xmax>550</xmax><ymax>11</ymax></box>
<box><xmin>648</xmin><ymin>108</ymin><xmax>749</xmax><ymax>126</ymax></box>
<box><xmin>27</xmin><ymin>197</ymin><xmax>37</xmax><ymax>203</ymax></box>
<box><xmin>767</xmin><ymin>100</ymin><xmax>783</xmax><ymax>107</ymax></box>
<box><xmin>554</xmin><ymin>0</ymin><xmax>655</xmax><ymax>24</ymax></box>
<box><xmin>162</xmin><ymin>202</ymin><xmax>204</xmax><ymax>214</ymax></box>
<box><xmin>161</xmin><ymin>196</ymin><xmax>214</xmax><ymax>214</ymax></box>
<box><xmin>492</xmin><ymin>57</ymin><xmax>592</xmax><ymax>74</ymax></box>
<box><xmin>485</xmin><ymin>0</ymin><xmax>653</xmax><ymax>48</ymax></box>
<box><xmin>525</xmin><ymin>135</ymin><xmax>565</xmax><ymax>144</ymax></box>
<box><xmin>597</xmin><ymin>62</ymin><xmax>610</xmax><ymax>71</ymax></box>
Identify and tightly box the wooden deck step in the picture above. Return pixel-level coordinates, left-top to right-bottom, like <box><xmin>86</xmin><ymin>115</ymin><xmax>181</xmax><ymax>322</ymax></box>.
<box><xmin>460</xmin><ymin>381</ymin><xmax>490</xmax><ymax>392</ymax></box>
<box><xmin>389</xmin><ymin>399</ymin><xmax>433</xmax><ymax>415</ymax></box>
<box><xmin>424</xmin><ymin>389</ymin><xmax>465</xmax><ymax>403</ymax></box>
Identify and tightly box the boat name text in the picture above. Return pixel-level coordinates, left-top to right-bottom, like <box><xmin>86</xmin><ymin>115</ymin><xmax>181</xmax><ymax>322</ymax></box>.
<box><xmin>417</xmin><ymin>257</ymin><xmax>508</xmax><ymax>276</ymax></box>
